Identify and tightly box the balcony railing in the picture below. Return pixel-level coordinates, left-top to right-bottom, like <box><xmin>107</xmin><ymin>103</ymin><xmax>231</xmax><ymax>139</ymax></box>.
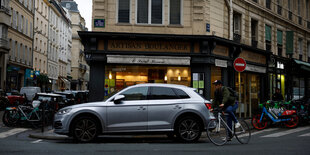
<box><xmin>0</xmin><ymin>5</ymin><xmax>10</xmax><ymax>14</ymax></box>
<box><xmin>233</xmin><ymin>33</ymin><xmax>241</xmax><ymax>43</ymax></box>
<box><xmin>0</xmin><ymin>38</ymin><xmax>9</xmax><ymax>51</ymax></box>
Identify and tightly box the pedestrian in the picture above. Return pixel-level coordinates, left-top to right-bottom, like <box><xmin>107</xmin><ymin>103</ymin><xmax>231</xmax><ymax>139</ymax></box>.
<box><xmin>272</xmin><ymin>88</ymin><xmax>284</xmax><ymax>101</ymax></box>
<box><xmin>211</xmin><ymin>80</ymin><xmax>240</xmax><ymax>141</ymax></box>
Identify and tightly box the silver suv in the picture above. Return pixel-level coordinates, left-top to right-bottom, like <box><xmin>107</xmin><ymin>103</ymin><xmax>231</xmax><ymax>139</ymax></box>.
<box><xmin>54</xmin><ymin>84</ymin><xmax>214</xmax><ymax>142</ymax></box>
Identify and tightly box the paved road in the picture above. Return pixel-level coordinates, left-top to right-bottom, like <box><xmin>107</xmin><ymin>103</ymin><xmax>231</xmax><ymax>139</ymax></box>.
<box><xmin>0</xmin><ymin>110</ymin><xmax>310</xmax><ymax>155</ymax></box>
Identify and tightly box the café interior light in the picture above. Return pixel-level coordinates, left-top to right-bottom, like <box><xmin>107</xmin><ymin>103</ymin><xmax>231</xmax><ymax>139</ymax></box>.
<box><xmin>178</xmin><ymin>73</ymin><xmax>181</xmax><ymax>81</ymax></box>
<box><xmin>109</xmin><ymin>71</ymin><xmax>112</xmax><ymax>79</ymax></box>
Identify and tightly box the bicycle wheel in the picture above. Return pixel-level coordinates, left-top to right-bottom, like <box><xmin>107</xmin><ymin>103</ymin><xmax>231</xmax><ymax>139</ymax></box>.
<box><xmin>207</xmin><ymin>119</ymin><xmax>228</xmax><ymax>146</ymax></box>
<box><xmin>235</xmin><ymin>119</ymin><xmax>251</xmax><ymax>144</ymax></box>
<box><xmin>2</xmin><ymin>109</ymin><xmax>20</xmax><ymax>127</ymax></box>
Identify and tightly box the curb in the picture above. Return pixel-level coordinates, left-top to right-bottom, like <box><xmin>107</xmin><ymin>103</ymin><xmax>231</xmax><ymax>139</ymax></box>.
<box><xmin>29</xmin><ymin>133</ymin><xmax>71</xmax><ymax>140</ymax></box>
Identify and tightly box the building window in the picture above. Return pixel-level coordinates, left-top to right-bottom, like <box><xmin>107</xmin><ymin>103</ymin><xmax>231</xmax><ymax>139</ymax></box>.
<box><xmin>251</xmin><ymin>19</ymin><xmax>258</xmax><ymax>47</ymax></box>
<box><xmin>137</xmin><ymin>0</ymin><xmax>163</xmax><ymax>24</ymax></box>
<box><xmin>298</xmin><ymin>38</ymin><xmax>303</xmax><ymax>60</ymax></box>
<box><xmin>266</xmin><ymin>0</ymin><xmax>271</xmax><ymax>9</ymax></box>
<box><xmin>233</xmin><ymin>12</ymin><xmax>241</xmax><ymax>42</ymax></box>
<box><xmin>169</xmin><ymin>0</ymin><xmax>181</xmax><ymax>25</ymax></box>
<box><xmin>277</xmin><ymin>30</ymin><xmax>283</xmax><ymax>56</ymax></box>
<box><xmin>265</xmin><ymin>25</ymin><xmax>272</xmax><ymax>51</ymax></box>
<box><xmin>118</xmin><ymin>0</ymin><xmax>130</xmax><ymax>23</ymax></box>
<box><xmin>277</xmin><ymin>0</ymin><xmax>282</xmax><ymax>15</ymax></box>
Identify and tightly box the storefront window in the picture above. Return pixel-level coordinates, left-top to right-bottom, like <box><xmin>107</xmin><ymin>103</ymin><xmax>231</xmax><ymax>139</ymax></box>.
<box><xmin>269</xmin><ymin>73</ymin><xmax>285</xmax><ymax>99</ymax></box>
<box><xmin>293</xmin><ymin>76</ymin><xmax>305</xmax><ymax>100</ymax></box>
<box><xmin>104</xmin><ymin>65</ymin><xmax>191</xmax><ymax>96</ymax></box>
<box><xmin>210</xmin><ymin>66</ymin><xmax>222</xmax><ymax>99</ymax></box>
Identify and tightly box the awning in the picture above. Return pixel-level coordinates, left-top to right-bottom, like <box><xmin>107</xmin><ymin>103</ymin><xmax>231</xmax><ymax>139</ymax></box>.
<box><xmin>294</xmin><ymin>59</ymin><xmax>310</xmax><ymax>72</ymax></box>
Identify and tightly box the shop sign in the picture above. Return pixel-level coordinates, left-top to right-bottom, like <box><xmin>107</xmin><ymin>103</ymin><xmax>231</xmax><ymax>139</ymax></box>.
<box><xmin>245</xmin><ymin>64</ymin><xmax>266</xmax><ymax>73</ymax></box>
<box><xmin>215</xmin><ymin>59</ymin><xmax>227</xmax><ymax>68</ymax></box>
<box><xmin>239</xmin><ymin>50</ymin><xmax>266</xmax><ymax>64</ymax></box>
<box><xmin>277</xmin><ymin>62</ymin><xmax>284</xmax><ymax>69</ymax></box>
<box><xmin>213</xmin><ymin>45</ymin><xmax>229</xmax><ymax>57</ymax></box>
<box><xmin>107</xmin><ymin>40</ymin><xmax>191</xmax><ymax>53</ymax></box>
<box><xmin>234</xmin><ymin>57</ymin><xmax>247</xmax><ymax>72</ymax></box>
<box><xmin>107</xmin><ymin>55</ymin><xmax>191</xmax><ymax>65</ymax></box>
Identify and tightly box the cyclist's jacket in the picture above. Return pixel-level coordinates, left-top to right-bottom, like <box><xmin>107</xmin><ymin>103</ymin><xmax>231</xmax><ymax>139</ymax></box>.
<box><xmin>212</xmin><ymin>86</ymin><xmax>236</xmax><ymax>110</ymax></box>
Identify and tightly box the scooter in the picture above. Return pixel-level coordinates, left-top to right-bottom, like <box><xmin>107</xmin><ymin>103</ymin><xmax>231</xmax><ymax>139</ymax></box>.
<box><xmin>252</xmin><ymin>101</ymin><xmax>299</xmax><ymax>130</ymax></box>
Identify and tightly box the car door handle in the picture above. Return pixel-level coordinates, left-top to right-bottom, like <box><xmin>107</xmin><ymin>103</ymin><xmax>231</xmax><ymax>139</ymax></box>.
<box><xmin>173</xmin><ymin>105</ymin><xmax>181</xmax><ymax>109</ymax></box>
<box><xmin>137</xmin><ymin>106</ymin><xmax>146</xmax><ymax>110</ymax></box>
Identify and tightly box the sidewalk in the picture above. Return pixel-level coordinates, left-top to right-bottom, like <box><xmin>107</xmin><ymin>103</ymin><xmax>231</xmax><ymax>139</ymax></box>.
<box><xmin>29</xmin><ymin>119</ymin><xmax>253</xmax><ymax>140</ymax></box>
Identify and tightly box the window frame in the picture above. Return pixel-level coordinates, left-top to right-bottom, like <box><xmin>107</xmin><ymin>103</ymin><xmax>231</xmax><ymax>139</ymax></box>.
<box><xmin>135</xmin><ymin>0</ymin><xmax>164</xmax><ymax>25</ymax></box>
<box><xmin>119</xmin><ymin>86</ymin><xmax>149</xmax><ymax>101</ymax></box>
<box><xmin>168</xmin><ymin>0</ymin><xmax>183</xmax><ymax>25</ymax></box>
<box><xmin>116</xmin><ymin>0</ymin><xmax>132</xmax><ymax>24</ymax></box>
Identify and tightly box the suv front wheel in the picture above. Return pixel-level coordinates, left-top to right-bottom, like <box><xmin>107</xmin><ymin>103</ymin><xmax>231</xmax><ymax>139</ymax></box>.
<box><xmin>71</xmin><ymin>116</ymin><xmax>99</xmax><ymax>142</ymax></box>
<box><xmin>175</xmin><ymin>116</ymin><xmax>202</xmax><ymax>142</ymax></box>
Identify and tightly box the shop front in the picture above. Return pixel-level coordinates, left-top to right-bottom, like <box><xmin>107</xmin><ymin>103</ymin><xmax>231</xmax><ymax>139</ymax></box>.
<box><xmin>6</xmin><ymin>65</ymin><xmax>24</xmax><ymax>91</ymax></box>
<box><xmin>235</xmin><ymin>50</ymin><xmax>268</xmax><ymax>118</ymax></box>
<box><xmin>104</xmin><ymin>55</ymin><xmax>191</xmax><ymax>96</ymax></box>
<box><xmin>268</xmin><ymin>56</ymin><xmax>288</xmax><ymax>100</ymax></box>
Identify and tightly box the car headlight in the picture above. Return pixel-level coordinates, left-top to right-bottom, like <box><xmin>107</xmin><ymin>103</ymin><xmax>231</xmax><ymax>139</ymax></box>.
<box><xmin>57</xmin><ymin>108</ymin><xmax>72</xmax><ymax>115</ymax></box>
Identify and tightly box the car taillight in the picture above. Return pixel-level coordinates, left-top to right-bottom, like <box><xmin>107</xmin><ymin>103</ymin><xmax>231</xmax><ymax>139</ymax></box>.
<box><xmin>205</xmin><ymin>103</ymin><xmax>212</xmax><ymax>110</ymax></box>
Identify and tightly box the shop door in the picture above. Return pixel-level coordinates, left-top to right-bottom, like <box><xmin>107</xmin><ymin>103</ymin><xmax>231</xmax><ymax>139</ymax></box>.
<box><xmin>236</xmin><ymin>73</ymin><xmax>260</xmax><ymax>118</ymax></box>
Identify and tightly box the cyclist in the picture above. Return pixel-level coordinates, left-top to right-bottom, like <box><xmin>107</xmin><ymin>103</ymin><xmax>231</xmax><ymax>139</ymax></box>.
<box><xmin>211</xmin><ymin>80</ymin><xmax>240</xmax><ymax>141</ymax></box>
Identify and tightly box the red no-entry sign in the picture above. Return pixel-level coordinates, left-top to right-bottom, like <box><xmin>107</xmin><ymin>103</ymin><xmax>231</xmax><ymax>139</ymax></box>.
<box><xmin>234</xmin><ymin>57</ymin><xmax>246</xmax><ymax>72</ymax></box>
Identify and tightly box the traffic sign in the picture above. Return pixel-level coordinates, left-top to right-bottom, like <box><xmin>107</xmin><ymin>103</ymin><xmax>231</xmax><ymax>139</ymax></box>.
<box><xmin>234</xmin><ymin>57</ymin><xmax>246</xmax><ymax>72</ymax></box>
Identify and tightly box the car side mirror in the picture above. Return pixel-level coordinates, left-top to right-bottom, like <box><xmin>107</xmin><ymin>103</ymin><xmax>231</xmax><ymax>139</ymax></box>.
<box><xmin>114</xmin><ymin>95</ymin><xmax>125</xmax><ymax>104</ymax></box>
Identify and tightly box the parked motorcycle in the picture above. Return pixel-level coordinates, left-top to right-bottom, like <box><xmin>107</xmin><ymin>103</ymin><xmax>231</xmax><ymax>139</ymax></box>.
<box><xmin>252</xmin><ymin>100</ymin><xmax>299</xmax><ymax>130</ymax></box>
<box><xmin>290</xmin><ymin>97</ymin><xmax>310</xmax><ymax>125</ymax></box>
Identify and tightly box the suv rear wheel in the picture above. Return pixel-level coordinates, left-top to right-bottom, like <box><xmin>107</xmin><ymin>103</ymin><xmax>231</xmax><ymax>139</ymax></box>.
<box><xmin>71</xmin><ymin>116</ymin><xmax>99</xmax><ymax>142</ymax></box>
<box><xmin>175</xmin><ymin>116</ymin><xmax>202</xmax><ymax>142</ymax></box>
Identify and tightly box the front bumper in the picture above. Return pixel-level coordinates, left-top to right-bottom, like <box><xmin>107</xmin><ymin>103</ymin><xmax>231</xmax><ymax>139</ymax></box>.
<box><xmin>53</xmin><ymin>113</ymin><xmax>71</xmax><ymax>135</ymax></box>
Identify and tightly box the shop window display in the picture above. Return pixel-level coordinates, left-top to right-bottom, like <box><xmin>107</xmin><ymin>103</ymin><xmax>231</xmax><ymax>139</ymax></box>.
<box><xmin>104</xmin><ymin>65</ymin><xmax>191</xmax><ymax>96</ymax></box>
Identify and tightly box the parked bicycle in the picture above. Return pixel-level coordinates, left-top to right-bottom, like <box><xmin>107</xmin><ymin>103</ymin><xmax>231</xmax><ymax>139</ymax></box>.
<box><xmin>2</xmin><ymin>100</ymin><xmax>52</xmax><ymax>127</ymax></box>
<box><xmin>207</xmin><ymin>108</ymin><xmax>251</xmax><ymax>146</ymax></box>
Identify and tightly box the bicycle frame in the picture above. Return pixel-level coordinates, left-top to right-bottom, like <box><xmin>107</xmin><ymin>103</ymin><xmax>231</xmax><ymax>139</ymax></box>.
<box><xmin>215</xmin><ymin>112</ymin><xmax>234</xmax><ymax>134</ymax></box>
<box><xmin>260</xmin><ymin>107</ymin><xmax>293</xmax><ymax>123</ymax></box>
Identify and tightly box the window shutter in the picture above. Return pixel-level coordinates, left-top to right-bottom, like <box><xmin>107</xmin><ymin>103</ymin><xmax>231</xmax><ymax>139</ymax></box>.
<box><xmin>265</xmin><ymin>25</ymin><xmax>271</xmax><ymax>41</ymax></box>
<box><xmin>286</xmin><ymin>31</ymin><xmax>294</xmax><ymax>55</ymax></box>
<box><xmin>13</xmin><ymin>11</ymin><xmax>16</xmax><ymax>29</ymax></box>
<box><xmin>277</xmin><ymin>30</ymin><xmax>283</xmax><ymax>45</ymax></box>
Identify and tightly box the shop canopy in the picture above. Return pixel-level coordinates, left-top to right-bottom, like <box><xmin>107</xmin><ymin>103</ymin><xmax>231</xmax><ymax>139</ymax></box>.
<box><xmin>294</xmin><ymin>59</ymin><xmax>310</xmax><ymax>72</ymax></box>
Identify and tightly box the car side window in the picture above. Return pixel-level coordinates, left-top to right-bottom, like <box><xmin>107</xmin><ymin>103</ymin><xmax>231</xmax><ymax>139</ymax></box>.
<box><xmin>120</xmin><ymin>87</ymin><xmax>148</xmax><ymax>101</ymax></box>
<box><xmin>173</xmin><ymin>88</ymin><xmax>190</xmax><ymax>99</ymax></box>
<box><xmin>149</xmin><ymin>87</ymin><xmax>179</xmax><ymax>100</ymax></box>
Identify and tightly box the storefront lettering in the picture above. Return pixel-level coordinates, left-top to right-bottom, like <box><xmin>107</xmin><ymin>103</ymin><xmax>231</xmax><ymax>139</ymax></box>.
<box><xmin>131</xmin><ymin>58</ymin><xmax>166</xmax><ymax>64</ymax></box>
<box><xmin>108</xmin><ymin>40</ymin><xmax>190</xmax><ymax>53</ymax></box>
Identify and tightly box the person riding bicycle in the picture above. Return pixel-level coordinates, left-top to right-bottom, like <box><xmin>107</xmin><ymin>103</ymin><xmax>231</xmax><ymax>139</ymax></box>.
<box><xmin>211</xmin><ymin>80</ymin><xmax>240</xmax><ymax>141</ymax></box>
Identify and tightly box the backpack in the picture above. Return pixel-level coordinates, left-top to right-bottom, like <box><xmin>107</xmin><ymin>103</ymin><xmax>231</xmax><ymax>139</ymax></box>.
<box><xmin>226</xmin><ymin>87</ymin><xmax>238</xmax><ymax>99</ymax></box>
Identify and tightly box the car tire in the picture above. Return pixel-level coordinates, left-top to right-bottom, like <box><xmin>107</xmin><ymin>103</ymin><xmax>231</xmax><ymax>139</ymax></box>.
<box><xmin>71</xmin><ymin>116</ymin><xmax>99</xmax><ymax>143</ymax></box>
<box><xmin>175</xmin><ymin>116</ymin><xmax>202</xmax><ymax>143</ymax></box>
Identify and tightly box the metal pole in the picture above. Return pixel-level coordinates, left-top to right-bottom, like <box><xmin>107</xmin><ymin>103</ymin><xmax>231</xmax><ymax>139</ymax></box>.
<box><xmin>238</xmin><ymin>72</ymin><xmax>241</xmax><ymax>118</ymax></box>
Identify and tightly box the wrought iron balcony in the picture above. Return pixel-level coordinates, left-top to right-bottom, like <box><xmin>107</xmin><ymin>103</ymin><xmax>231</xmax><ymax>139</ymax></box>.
<box><xmin>0</xmin><ymin>38</ymin><xmax>9</xmax><ymax>53</ymax></box>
